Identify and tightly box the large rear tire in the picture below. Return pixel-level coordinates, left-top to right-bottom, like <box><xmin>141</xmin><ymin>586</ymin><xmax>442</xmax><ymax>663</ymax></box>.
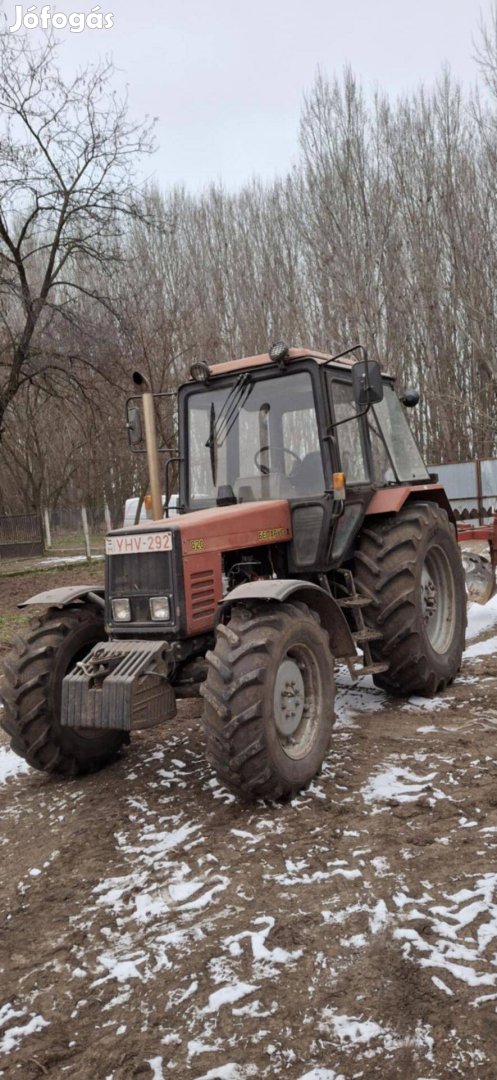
<box><xmin>201</xmin><ymin>601</ymin><xmax>335</xmax><ymax>801</ymax></box>
<box><xmin>354</xmin><ymin>501</ymin><xmax>466</xmax><ymax>696</ymax></box>
<box><xmin>0</xmin><ymin>604</ymin><xmax>127</xmax><ymax>776</ymax></box>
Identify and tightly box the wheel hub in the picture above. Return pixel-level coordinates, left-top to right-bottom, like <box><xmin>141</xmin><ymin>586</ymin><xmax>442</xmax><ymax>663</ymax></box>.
<box><xmin>421</xmin><ymin>566</ymin><xmax>437</xmax><ymax>622</ymax></box>
<box><xmin>273</xmin><ymin>659</ymin><xmax>305</xmax><ymax>736</ymax></box>
<box><xmin>421</xmin><ymin>545</ymin><xmax>456</xmax><ymax>654</ymax></box>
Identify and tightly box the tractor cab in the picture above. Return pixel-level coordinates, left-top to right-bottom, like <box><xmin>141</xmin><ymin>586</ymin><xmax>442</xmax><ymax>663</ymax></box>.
<box><xmin>179</xmin><ymin>345</ymin><xmax>429</xmax><ymax>513</ymax></box>
<box><xmin>177</xmin><ymin>345</ymin><xmax>431</xmax><ymax>570</ymax></box>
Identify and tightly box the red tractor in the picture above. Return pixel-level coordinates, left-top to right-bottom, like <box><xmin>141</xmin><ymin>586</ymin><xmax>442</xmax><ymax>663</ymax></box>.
<box><xmin>1</xmin><ymin>343</ymin><xmax>471</xmax><ymax>800</ymax></box>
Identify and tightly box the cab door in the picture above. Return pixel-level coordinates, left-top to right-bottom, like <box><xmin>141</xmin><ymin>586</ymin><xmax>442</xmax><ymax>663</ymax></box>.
<box><xmin>326</xmin><ymin>374</ymin><xmax>373</xmax><ymax>565</ymax></box>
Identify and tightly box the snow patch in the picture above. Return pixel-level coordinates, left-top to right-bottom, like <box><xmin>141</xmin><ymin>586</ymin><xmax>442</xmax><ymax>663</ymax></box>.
<box><xmin>203</xmin><ymin>982</ymin><xmax>257</xmax><ymax>1013</ymax></box>
<box><xmin>0</xmin><ymin>746</ymin><xmax>31</xmax><ymax>783</ymax></box>
<box><xmin>464</xmin><ymin>634</ymin><xmax>497</xmax><ymax>659</ymax></box>
<box><xmin>37</xmin><ymin>554</ymin><xmax>104</xmax><ymax>566</ymax></box>
<box><xmin>369</xmin><ymin>899</ymin><xmax>390</xmax><ymax>934</ymax></box>
<box><xmin>329</xmin><ymin>1013</ymin><xmax>385</xmax><ymax>1044</ymax></box>
<box><xmin>193</xmin><ymin>1064</ymin><xmax>258</xmax><ymax>1079</ymax></box>
<box><xmin>362</xmin><ymin>762</ymin><xmax>441</xmax><ymax>804</ymax></box>
<box><xmin>225</xmin><ymin>916</ymin><xmax>302</xmax><ymax>965</ymax></box>
<box><xmin>394</xmin><ymin>872</ymin><xmax>497</xmax><ymax>990</ymax></box>
<box><xmin>466</xmin><ymin>595</ymin><xmax>497</xmax><ymax>641</ymax></box>
<box><xmin>147</xmin><ymin>1058</ymin><xmax>164</xmax><ymax>1080</ymax></box>
<box><xmin>0</xmin><ymin>1009</ymin><xmax>48</xmax><ymax>1054</ymax></box>
<box><xmin>298</xmin><ymin>1071</ymin><xmax>344</xmax><ymax>1080</ymax></box>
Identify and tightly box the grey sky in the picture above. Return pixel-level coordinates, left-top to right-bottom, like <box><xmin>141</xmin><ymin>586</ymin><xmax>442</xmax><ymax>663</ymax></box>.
<box><xmin>5</xmin><ymin>0</ymin><xmax>486</xmax><ymax>191</ymax></box>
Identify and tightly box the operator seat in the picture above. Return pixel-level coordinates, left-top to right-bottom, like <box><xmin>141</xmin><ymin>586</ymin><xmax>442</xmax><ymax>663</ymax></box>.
<box><xmin>290</xmin><ymin>451</ymin><xmax>325</xmax><ymax>496</ymax></box>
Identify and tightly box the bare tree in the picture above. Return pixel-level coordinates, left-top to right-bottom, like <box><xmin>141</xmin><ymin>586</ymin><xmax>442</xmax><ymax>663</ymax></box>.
<box><xmin>0</xmin><ymin>22</ymin><xmax>154</xmax><ymax>441</ymax></box>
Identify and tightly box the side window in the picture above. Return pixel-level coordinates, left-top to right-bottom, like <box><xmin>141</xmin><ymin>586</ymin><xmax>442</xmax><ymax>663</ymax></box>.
<box><xmin>367</xmin><ymin>411</ymin><xmax>395</xmax><ymax>484</ymax></box>
<box><xmin>331</xmin><ymin>380</ymin><xmax>368</xmax><ymax>484</ymax></box>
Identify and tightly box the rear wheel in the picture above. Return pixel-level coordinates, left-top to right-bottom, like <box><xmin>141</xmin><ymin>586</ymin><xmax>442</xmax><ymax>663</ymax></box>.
<box><xmin>201</xmin><ymin>601</ymin><xmax>335</xmax><ymax>800</ymax></box>
<box><xmin>0</xmin><ymin>604</ymin><xmax>127</xmax><ymax>776</ymax></box>
<box><xmin>354</xmin><ymin>501</ymin><xmax>466</xmax><ymax>696</ymax></box>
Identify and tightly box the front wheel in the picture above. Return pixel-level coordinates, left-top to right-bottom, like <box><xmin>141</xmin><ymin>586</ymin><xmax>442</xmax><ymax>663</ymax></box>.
<box><xmin>0</xmin><ymin>604</ymin><xmax>127</xmax><ymax>776</ymax></box>
<box><xmin>201</xmin><ymin>601</ymin><xmax>335</xmax><ymax>801</ymax></box>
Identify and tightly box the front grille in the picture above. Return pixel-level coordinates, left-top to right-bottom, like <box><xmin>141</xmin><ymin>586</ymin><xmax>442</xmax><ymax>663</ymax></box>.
<box><xmin>108</xmin><ymin>551</ymin><xmax>173</xmax><ymax>596</ymax></box>
<box><xmin>106</xmin><ymin>546</ymin><xmax>177</xmax><ymax>629</ymax></box>
<box><xmin>190</xmin><ymin>568</ymin><xmax>216</xmax><ymax>622</ymax></box>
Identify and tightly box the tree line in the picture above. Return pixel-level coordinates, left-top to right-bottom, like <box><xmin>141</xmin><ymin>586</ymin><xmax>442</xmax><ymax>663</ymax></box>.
<box><xmin>1</xmin><ymin>8</ymin><xmax>497</xmax><ymax>519</ymax></box>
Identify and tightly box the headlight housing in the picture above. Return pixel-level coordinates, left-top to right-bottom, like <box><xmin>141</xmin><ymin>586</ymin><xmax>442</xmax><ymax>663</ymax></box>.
<box><xmin>111</xmin><ymin>598</ymin><xmax>131</xmax><ymax>622</ymax></box>
<box><xmin>150</xmin><ymin>596</ymin><xmax>171</xmax><ymax>621</ymax></box>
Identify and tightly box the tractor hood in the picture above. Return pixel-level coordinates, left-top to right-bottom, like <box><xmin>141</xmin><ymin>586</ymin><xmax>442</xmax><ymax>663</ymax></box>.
<box><xmin>107</xmin><ymin>501</ymin><xmax>293</xmax><ymax>558</ymax></box>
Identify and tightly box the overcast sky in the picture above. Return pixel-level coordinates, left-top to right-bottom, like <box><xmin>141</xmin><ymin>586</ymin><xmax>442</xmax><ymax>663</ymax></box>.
<box><xmin>4</xmin><ymin>0</ymin><xmax>486</xmax><ymax>191</ymax></box>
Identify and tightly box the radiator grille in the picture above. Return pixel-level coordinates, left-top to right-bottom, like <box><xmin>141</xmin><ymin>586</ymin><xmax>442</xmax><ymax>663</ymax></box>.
<box><xmin>106</xmin><ymin>545</ymin><xmax>177</xmax><ymax>630</ymax></box>
<box><xmin>108</xmin><ymin>551</ymin><xmax>173</xmax><ymax>595</ymax></box>
<box><xmin>190</xmin><ymin>569</ymin><xmax>216</xmax><ymax>621</ymax></box>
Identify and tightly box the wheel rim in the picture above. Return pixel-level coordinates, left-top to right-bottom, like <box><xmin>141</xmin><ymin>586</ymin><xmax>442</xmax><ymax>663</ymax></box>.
<box><xmin>421</xmin><ymin>545</ymin><xmax>456</xmax><ymax>654</ymax></box>
<box><xmin>273</xmin><ymin>644</ymin><xmax>323</xmax><ymax>760</ymax></box>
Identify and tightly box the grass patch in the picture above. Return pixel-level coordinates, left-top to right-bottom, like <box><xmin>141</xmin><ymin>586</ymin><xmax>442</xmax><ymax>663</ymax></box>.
<box><xmin>0</xmin><ymin>609</ymin><xmax>31</xmax><ymax>646</ymax></box>
<box><xmin>0</xmin><ymin>561</ymin><xmax>104</xmax><ymax>647</ymax></box>
<box><xmin>0</xmin><ymin>558</ymin><xmax>100</xmax><ymax>579</ymax></box>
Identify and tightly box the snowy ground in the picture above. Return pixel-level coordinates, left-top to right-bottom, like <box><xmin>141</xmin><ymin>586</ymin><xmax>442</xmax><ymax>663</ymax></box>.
<box><xmin>1</xmin><ymin>599</ymin><xmax>497</xmax><ymax>1078</ymax></box>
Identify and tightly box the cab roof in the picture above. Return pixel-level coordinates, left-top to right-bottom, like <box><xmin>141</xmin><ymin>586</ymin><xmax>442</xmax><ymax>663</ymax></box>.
<box><xmin>205</xmin><ymin>347</ymin><xmax>354</xmax><ymax>379</ymax></box>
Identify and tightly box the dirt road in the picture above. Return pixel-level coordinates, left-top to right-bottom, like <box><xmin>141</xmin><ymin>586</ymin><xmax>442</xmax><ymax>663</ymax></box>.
<box><xmin>1</xmin><ymin>576</ymin><xmax>497</xmax><ymax>1079</ymax></box>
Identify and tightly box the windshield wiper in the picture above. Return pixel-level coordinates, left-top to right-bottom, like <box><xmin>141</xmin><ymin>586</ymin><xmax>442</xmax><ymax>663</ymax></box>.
<box><xmin>208</xmin><ymin>402</ymin><xmax>217</xmax><ymax>487</ymax></box>
<box><xmin>205</xmin><ymin>373</ymin><xmax>253</xmax><ymax>486</ymax></box>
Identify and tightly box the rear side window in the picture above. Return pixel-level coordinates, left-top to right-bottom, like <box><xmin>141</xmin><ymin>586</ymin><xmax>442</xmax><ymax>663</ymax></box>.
<box><xmin>373</xmin><ymin>384</ymin><xmax>429</xmax><ymax>482</ymax></box>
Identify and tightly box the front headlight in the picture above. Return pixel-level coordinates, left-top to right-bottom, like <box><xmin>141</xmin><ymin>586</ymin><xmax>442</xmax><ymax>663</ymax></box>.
<box><xmin>150</xmin><ymin>596</ymin><xmax>171</xmax><ymax>621</ymax></box>
<box><xmin>111</xmin><ymin>598</ymin><xmax>131</xmax><ymax>622</ymax></box>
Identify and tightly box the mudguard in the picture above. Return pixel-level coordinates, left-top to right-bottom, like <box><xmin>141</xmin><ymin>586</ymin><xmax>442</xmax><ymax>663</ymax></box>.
<box><xmin>366</xmin><ymin>483</ymin><xmax>455</xmax><ymax>524</ymax></box>
<box><xmin>18</xmin><ymin>586</ymin><xmax>105</xmax><ymax>610</ymax></box>
<box><xmin>219</xmin><ymin>579</ymin><xmax>356</xmax><ymax>658</ymax></box>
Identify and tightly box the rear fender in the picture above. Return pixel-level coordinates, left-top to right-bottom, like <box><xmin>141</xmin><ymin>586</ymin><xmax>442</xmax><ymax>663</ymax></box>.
<box><xmin>18</xmin><ymin>586</ymin><xmax>105</xmax><ymax>610</ymax></box>
<box><xmin>366</xmin><ymin>484</ymin><xmax>455</xmax><ymax>524</ymax></box>
<box><xmin>219</xmin><ymin>579</ymin><xmax>356</xmax><ymax>659</ymax></box>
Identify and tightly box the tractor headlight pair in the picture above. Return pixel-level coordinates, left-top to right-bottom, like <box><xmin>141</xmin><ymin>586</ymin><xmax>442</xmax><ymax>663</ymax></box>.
<box><xmin>111</xmin><ymin>596</ymin><xmax>171</xmax><ymax>622</ymax></box>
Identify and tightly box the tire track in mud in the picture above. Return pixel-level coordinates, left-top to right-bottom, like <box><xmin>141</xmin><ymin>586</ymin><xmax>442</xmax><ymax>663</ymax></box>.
<box><xmin>1</xmin><ymin>624</ymin><xmax>497</xmax><ymax>1077</ymax></box>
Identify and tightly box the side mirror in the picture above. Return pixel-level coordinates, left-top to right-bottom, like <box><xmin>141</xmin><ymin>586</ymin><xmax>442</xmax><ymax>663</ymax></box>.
<box><xmin>401</xmin><ymin>389</ymin><xmax>420</xmax><ymax>408</ymax></box>
<box><xmin>126</xmin><ymin>404</ymin><xmax>143</xmax><ymax>447</ymax></box>
<box><xmin>352</xmin><ymin>359</ymin><xmax>383</xmax><ymax>408</ymax></box>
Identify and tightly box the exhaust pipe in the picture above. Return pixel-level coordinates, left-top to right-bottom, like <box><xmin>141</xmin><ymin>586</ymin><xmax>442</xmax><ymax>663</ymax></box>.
<box><xmin>132</xmin><ymin>371</ymin><xmax>163</xmax><ymax>522</ymax></box>
<box><xmin>461</xmin><ymin>549</ymin><xmax>496</xmax><ymax>605</ymax></box>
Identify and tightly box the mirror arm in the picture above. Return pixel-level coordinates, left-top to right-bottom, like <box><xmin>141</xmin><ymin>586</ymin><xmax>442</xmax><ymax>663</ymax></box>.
<box><xmin>329</xmin><ymin>403</ymin><xmax>370</xmax><ymax>431</ymax></box>
<box><xmin>325</xmin><ymin>343</ymin><xmax>367</xmax><ymax>366</ymax></box>
<box><xmin>326</xmin><ymin>342</ymin><xmax>372</xmax><ymax>389</ymax></box>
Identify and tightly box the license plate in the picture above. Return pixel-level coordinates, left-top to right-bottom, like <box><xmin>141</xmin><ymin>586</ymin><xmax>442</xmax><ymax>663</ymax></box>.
<box><xmin>106</xmin><ymin>532</ymin><xmax>173</xmax><ymax>555</ymax></box>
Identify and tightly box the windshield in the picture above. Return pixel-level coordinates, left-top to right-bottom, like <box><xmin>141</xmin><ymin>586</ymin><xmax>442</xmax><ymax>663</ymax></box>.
<box><xmin>373</xmin><ymin>383</ymin><xmax>429</xmax><ymax>482</ymax></box>
<box><xmin>186</xmin><ymin>370</ymin><xmax>325</xmax><ymax>507</ymax></box>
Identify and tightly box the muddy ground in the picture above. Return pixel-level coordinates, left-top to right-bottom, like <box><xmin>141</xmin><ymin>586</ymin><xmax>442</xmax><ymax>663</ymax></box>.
<box><xmin>1</xmin><ymin>566</ymin><xmax>497</xmax><ymax>1079</ymax></box>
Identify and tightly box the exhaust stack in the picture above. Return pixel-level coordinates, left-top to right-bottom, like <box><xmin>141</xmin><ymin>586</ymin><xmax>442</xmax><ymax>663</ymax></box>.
<box><xmin>132</xmin><ymin>371</ymin><xmax>163</xmax><ymax>522</ymax></box>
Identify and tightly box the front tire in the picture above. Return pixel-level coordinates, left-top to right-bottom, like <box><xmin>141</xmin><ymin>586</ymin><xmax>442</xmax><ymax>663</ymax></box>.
<box><xmin>201</xmin><ymin>601</ymin><xmax>335</xmax><ymax>801</ymax></box>
<box><xmin>0</xmin><ymin>604</ymin><xmax>127</xmax><ymax>776</ymax></box>
<box><xmin>354</xmin><ymin>501</ymin><xmax>466</xmax><ymax>696</ymax></box>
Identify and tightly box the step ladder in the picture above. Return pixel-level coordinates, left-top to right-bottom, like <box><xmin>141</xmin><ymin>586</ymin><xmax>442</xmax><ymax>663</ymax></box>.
<box><xmin>336</xmin><ymin>570</ymin><xmax>389</xmax><ymax>681</ymax></box>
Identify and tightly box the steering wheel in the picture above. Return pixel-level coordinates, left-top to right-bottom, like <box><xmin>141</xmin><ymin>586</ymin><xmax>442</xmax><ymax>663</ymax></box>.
<box><xmin>254</xmin><ymin>444</ymin><xmax>302</xmax><ymax>476</ymax></box>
